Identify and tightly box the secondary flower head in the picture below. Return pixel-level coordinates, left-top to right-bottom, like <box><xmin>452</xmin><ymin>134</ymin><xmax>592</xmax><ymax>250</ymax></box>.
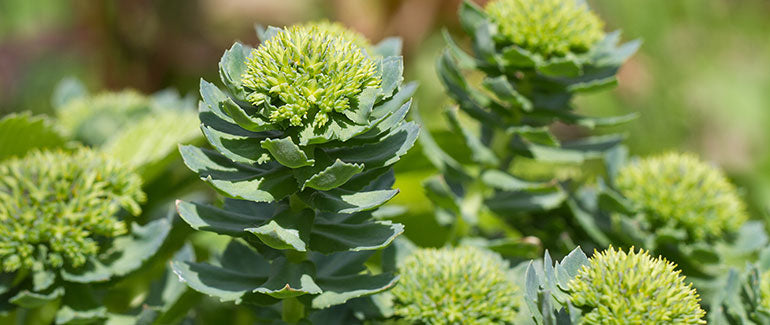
<box><xmin>615</xmin><ymin>152</ymin><xmax>748</xmax><ymax>242</ymax></box>
<box><xmin>485</xmin><ymin>0</ymin><xmax>605</xmax><ymax>58</ymax></box>
<box><xmin>242</xmin><ymin>25</ymin><xmax>381</xmax><ymax>128</ymax></box>
<box><xmin>392</xmin><ymin>246</ymin><xmax>518</xmax><ymax>324</ymax></box>
<box><xmin>0</xmin><ymin>148</ymin><xmax>145</xmax><ymax>272</ymax></box>
<box><xmin>568</xmin><ymin>247</ymin><xmax>706</xmax><ymax>324</ymax></box>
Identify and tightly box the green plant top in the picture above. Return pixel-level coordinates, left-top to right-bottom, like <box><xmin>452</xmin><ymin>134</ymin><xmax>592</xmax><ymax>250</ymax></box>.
<box><xmin>392</xmin><ymin>246</ymin><xmax>519</xmax><ymax>324</ymax></box>
<box><xmin>485</xmin><ymin>0</ymin><xmax>605</xmax><ymax>58</ymax></box>
<box><xmin>56</xmin><ymin>90</ymin><xmax>152</xmax><ymax>146</ymax></box>
<box><xmin>568</xmin><ymin>247</ymin><xmax>706</xmax><ymax>324</ymax></box>
<box><xmin>300</xmin><ymin>20</ymin><xmax>372</xmax><ymax>52</ymax></box>
<box><xmin>616</xmin><ymin>152</ymin><xmax>748</xmax><ymax>242</ymax></box>
<box><xmin>243</xmin><ymin>25</ymin><xmax>381</xmax><ymax>127</ymax></box>
<box><xmin>0</xmin><ymin>148</ymin><xmax>145</xmax><ymax>273</ymax></box>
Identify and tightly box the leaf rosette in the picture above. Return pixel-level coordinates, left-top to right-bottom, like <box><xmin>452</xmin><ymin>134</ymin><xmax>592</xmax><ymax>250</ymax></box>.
<box><xmin>0</xmin><ymin>148</ymin><xmax>171</xmax><ymax>322</ymax></box>
<box><xmin>175</xmin><ymin>22</ymin><xmax>417</xmax><ymax>315</ymax></box>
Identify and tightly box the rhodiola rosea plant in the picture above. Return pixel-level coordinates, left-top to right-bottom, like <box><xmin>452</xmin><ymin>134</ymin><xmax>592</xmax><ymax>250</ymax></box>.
<box><xmin>173</xmin><ymin>21</ymin><xmax>418</xmax><ymax>322</ymax></box>
<box><xmin>416</xmin><ymin>0</ymin><xmax>640</xmax><ymax>254</ymax></box>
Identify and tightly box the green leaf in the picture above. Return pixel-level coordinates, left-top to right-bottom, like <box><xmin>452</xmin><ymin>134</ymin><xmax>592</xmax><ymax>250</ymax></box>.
<box><xmin>55</xmin><ymin>284</ymin><xmax>108</xmax><ymax>324</ymax></box>
<box><xmin>301</xmin><ymin>188</ymin><xmax>399</xmax><ymax>214</ymax></box>
<box><xmin>254</xmin><ymin>259</ymin><xmax>322</xmax><ymax>298</ymax></box>
<box><xmin>300</xmin><ymin>159</ymin><xmax>364</xmax><ymax>191</ymax></box>
<box><xmin>260</xmin><ymin>137</ymin><xmax>315</xmax><ymax>168</ymax></box>
<box><xmin>179</xmin><ymin>145</ymin><xmax>297</xmax><ymax>202</ymax></box>
<box><xmin>370</xmin><ymin>82</ymin><xmax>417</xmax><ymax>121</ymax></box>
<box><xmin>312</xmin><ymin>273</ymin><xmax>398</xmax><ymax>309</ymax></box>
<box><xmin>412</xmin><ymin>105</ymin><xmax>471</xmax><ymax>182</ymax></box>
<box><xmin>9</xmin><ymin>287</ymin><xmax>64</xmax><ymax>308</ymax></box>
<box><xmin>480</xmin><ymin>170</ymin><xmax>551</xmax><ymax>191</ymax></box>
<box><xmin>482</xmin><ymin>76</ymin><xmax>533</xmax><ymax>112</ymax></box>
<box><xmin>472</xmin><ymin>23</ymin><xmax>497</xmax><ymax>65</ymax></box>
<box><xmin>220</xmin><ymin>98</ymin><xmax>276</xmax><ymax>132</ymax></box>
<box><xmin>61</xmin><ymin>218</ymin><xmax>171</xmax><ymax>282</ymax></box>
<box><xmin>486</xmin><ymin>189</ymin><xmax>567</xmax><ymax>214</ymax></box>
<box><xmin>379</xmin><ymin>56</ymin><xmax>404</xmax><ymax>97</ymax></box>
<box><xmin>345</xmin><ymin>87</ymin><xmax>380</xmax><ymax>124</ymax></box>
<box><xmin>310</xmin><ymin>219</ymin><xmax>404</xmax><ymax>254</ymax></box>
<box><xmin>330</xmin><ymin>122</ymin><xmax>419</xmax><ymax>169</ymax></box>
<box><xmin>176</xmin><ymin>200</ymin><xmax>271</xmax><ymax>236</ymax></box>
<box><xmin>199</xmin><ymin>79</ymin><xmax>235</xmax><ymax>123</ymax></box>
<box><xmin>566</xmin><ymin>195</ymin><xmax>611</xmax><ymax>247</ymax></box>
<box><xmin>508</xmin><ymin>126</ymin><xmax>560</xmax><ymax>147</ymax></box>
<box><xmin>219</xmin><ymin>42</ymin><xmax>252</xmax><ymax>101</ymax></box>
<box><xmin>201</xmin><ymin>124</ymin><xmax>270</xmax><ymax>165</ymax></box>
<box><xmin>444</xmin><ymin>107</ymin><xmax>499</xmax><ymax>166</ymax></box>
<box><xmin>245</xmin><ymin>209</ymin><xmax>314</xmax><ymax>252</ymax></box>
<box><xmin>538</xmin><ymin>57</ymin><xmax>582</xmax><ymax>78</ymax></box>
<box><xmin>171</xmin><ymin>245</ymin><xmax>272</xmax><ymax>304</ymax></box>
<box><xmin>556</xmin><ymin>247</ymin><xmax>589</xmax><ymax>287</ymax></box>
<box><xmin>372</xmin><ymin>37</ymin><xmax>402</xmax><ymax>57</ymax></box>
<box><xmin>423</xmin><ymin>175</ymin><xmax>461</xmax><ymax>218</ymax></box>
<box><xmin>501</xmin><ymin>45</ymin><xmax>537</xmax><ymax>68</ymax></box>
<box><xmin>0</xmin><ymin>112</ymin><xmax>67</xmax><ymax>161</ymax></box>
<box><xmin>458</xmin><ymin>0</ymin><xmax>487</xmax><ymax>36</ymax></box>
<box><xmin>442</xmin><ymin>29</ymin><xmax>477</xmax><ymax>69</ymax></box>
<box><xmin>437</xmin><ymin>50</ymin><xmax>503</xmax><ymax>127</ymax></box>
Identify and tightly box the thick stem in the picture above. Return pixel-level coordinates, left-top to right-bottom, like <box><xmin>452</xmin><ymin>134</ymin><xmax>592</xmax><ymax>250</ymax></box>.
<box><xmin>282</xmin><ymin>297</ymin><xmax>305</xmax><ymax>323</ymax></box>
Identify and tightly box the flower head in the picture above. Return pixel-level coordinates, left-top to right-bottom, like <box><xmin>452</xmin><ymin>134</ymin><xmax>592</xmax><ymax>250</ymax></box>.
<box><xmin>242</xmin><ymin>25</ymin><xmax>381</xmax><ymax>128</ymax></box>
<box><xmin>616</xmin><ymin>152</ymin><xmax>748</xmax><ymax>242</ymax></box>
<box><xmin>392</xmin><ymin>246</ymin><xmax>519</xmax><ymax>324</ymax></box>
<box><xmin>568</xmin><ymin>247</ymin><xmax>706</xmax><ymax>324</ymax></box>
<box><xmin>485</xmin><ymin>0</ymin><xmax>605</xmax><ymax>58</ymax></box>
<box><xmin>0</xmin><ymin>148</ymin><xmax>145</xmax><ymax>272</ymax></box>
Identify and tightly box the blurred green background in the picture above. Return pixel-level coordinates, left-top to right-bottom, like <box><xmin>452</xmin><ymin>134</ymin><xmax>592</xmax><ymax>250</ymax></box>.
<box><xmin>2</xmin><ymin>0</ymin><xmax>770</xmax><ymax>221</ymax></box>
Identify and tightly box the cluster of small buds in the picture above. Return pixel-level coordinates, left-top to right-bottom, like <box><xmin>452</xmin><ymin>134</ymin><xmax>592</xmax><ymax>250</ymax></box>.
<box><xmin>392</xmin><ymin>246</ymin><xmax>519</xmax><ymax>324</ymax></box>
<box><xmin>485</xmin><ymin>0</ymin><xmax>605</xmax><ymax>58</ymax></box>
<box><xmin>242</xmin><ymin>25</ymin><xmax>381</xmax><ymax>128</ymax></box>
<box><xmin>568</xmin><ymin>247</ymin><xmax>706</xmax><ymax>324</ymax></box>
<box><xmin>616</xmin><ymin>152</ymin><xmax>748</xmax><ymax>242</ymax></box>
<box><xmin>0</xmin><ymin>148</ymin><xmax>145</xmax><ymax>272</ymax></box>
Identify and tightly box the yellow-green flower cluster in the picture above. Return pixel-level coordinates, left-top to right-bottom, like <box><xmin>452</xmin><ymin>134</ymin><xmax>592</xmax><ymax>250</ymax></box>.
<box><xmin>484</xmin><ymin>0</ymin><xmax>605</xmax><ymax>58</ymax></box>
<box><xmin>299</xmin><ymin>20</ymin><xmax>372</xmax><ymax>53</ymax></box>
<box><xmin>616</xmin><ymin>152</ymin><xmax>748</xmax><ymax>242</ymax></box>
<box><xmin>242</xmin><ymin>25</ymin><xmax>381</xmax><ymax>128</ymax></box>
<box><xmin>568</xmin><ymin>247</ymin><xmax>706</xmax><ymax>324</ymax></box>
<box><xmin>392</xmin><ymin>246</ymin><xmax>518</xmax><ymax>324</ymax></box>
<box><xmin>0</xmin><ymin>148</ymin><xmax>145</xmax><ymax>272</ymax></box>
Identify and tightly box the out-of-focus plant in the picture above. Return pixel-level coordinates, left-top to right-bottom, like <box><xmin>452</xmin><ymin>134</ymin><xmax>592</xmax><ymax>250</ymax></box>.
<box><xmin>52</xmin><ymin>78</ymin><xmax>202</xmax><ymax>184</ymax></box>
<box><xmin>173</xmin><ymin>21</ymin><xmax>417</xmax><ymax>323</ymax></box>
<box><xmin>709</xmin><ymin>246</ymin><xmax>770</xmax><ymax>324</ymax></box>
<box><xmin>569</xmin><ymin>151</ymin><xmax>767</xmax><ymax>278</ymax></box>
<box><xmin>0</xmin><ymin>148</ymin><xmax>171</xmax><ymax>324</ymax></box>
<box><xmin>391</xmin><ymin>246</ymin><xmax>519</xmax><ymax>324</ymax></box>
<box><xmin>521</xmin><ymin>246</ymin><xmax>706</xmax><ymax>324</ymax></box>
<box><xmin>416</xmin><ymin>0</ymin><xmax>640</xmax><ymax>254</ymax></box>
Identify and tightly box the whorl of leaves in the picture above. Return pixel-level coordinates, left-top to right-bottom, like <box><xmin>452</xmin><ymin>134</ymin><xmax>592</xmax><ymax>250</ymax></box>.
<box><xmin>391</xmin><ymin>246</ymin><xmax>519</xmax><ymax>324</ymax></box>
<box><xmin>568</xmin><ymin>247</ymin><xmax>706</xmax><ymax>324</ymax></box>
<box><xmin>0</xmin><ymin>148</ymin><xmax>145</xmax><ymax>272</ymax></box>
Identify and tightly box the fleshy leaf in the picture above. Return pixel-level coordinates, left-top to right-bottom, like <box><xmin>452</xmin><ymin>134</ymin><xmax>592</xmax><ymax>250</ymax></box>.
<box><xmin>261</xmin><ymin>137</ymin><xmax>315</xmax><ymax>168</ymax></box>
<box><xmin>301</xmin><ymin>188</ymin><xmax>399</xmax><ymax>214</ymax></box>
<box><xmin>219</xmin><ymin>42</ymin><xmax>252</xmax><ymax>101</ymax></box>
<box><xmin>179</xmin><ymin>145</ymin><xmax>297</xmax><ymax>202</ymax></box>
<box><xmin>245</xmin><ymin>209</ymin><xmax>314</xmax><ymax>252</ymax></box>
<box><xmin>253</xmin><ymin>259</ymin><xmax>322</xmax><ymax>298</ymax></box>
<box><xmin>0</xmin><ymin>112</ymin><xmax>67</xmax><ymax>161</ymax></box>
<box><xmin>310</xmin><ymin>219</ymin><xmax>404</xmax><ymax>253</ymax></box>
<box><xmin>176</xmin><ymin>200</ymin><xmax>270</xmax><ymax>236</ymax></box>
<box><xmin>480</xmin><ymin>170</ymin><xmax>551</xmax><ymax>191</ymax></box>
<box><xmin>312</xmin><ymin>273</ymin><xmax>398</xmax><ymax>309</ymax></box>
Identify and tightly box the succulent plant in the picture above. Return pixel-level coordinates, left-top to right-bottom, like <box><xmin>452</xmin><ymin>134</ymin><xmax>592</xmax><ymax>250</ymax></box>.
<box><xmin>569</xmin><ymin>247</ymin><xmax>705</xmax><ymax>324</ymax></box>
<box><xmin>569</xmin><ymin>151</ymin><xmax>763</xmax><ymax>277</ymax></box>
<box><xmin>174</xmin><ymin>21</ymin><xmax>417</xmax><ymax>322</ymax></box>
<box><xmin>521</xmin><ymin>246</ymin><xmax>705</xmax><ymax>324</ymax></box>
<box><xmin>391</xmin><ymin>246</ymin><xmax>519</xmax><ymax>324</ymax></box>
<box><xmin>616</xmin><ymin>152</ymin><xmax>748</xmax><ymax>242</ymax></box>
<box><xmin>416</xmin><ymin>0</ymin><xmax>639</xmax><ymax>252</ymax></box>
<box><xmin>52</xmin><ymin>79</ymin><xmax>202</xmax><ymax>182</ymax></box>
<box><xmin>0</xmin><ymin>148</ymin><xmax>170</xmax><ymax>323</ymax></box>
<box><xmin>709</xmin><ymin>246</ymin><xmax>770</xmax><ymax>324</ymax></box>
